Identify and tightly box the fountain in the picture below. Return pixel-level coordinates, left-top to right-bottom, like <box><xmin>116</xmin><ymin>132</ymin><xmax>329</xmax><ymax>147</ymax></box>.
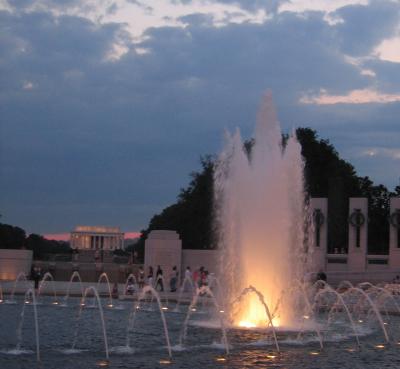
<box><xmin>37</xmin><ymin>272</ymin><xmax>58</xmax><ymax>305</ymax></box>
<box><xmin>63</xmin><ymin>271</ymin><xmax>84</xmax><ymax>305</ymax></box>
<box><xmin>14</xmin><ymin>289</ymin><xmax>40</xmax><ymax>362</ymax></box>
<box><xmin>96</xmin><ymin>272</ymin><xmax>113</xmax><ymax>307</ymax></box>
<box><xmin>71</xmin><ymin>286</ymin><xmax>109</xmax><ymax>360</ymax></box>
<box><xmin>8</xmin><ymin>272</ymin><xmax>30</xmax><ymax>303</ymax></box>
<box><xmin>214</xmin><ymin>92</ymin><xmax>309</xmax><ymax>328</ymax></box>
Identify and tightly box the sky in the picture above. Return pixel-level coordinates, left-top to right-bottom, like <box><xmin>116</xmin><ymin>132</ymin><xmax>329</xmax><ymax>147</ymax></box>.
<box><xmin>1</xmin><ymin>0</ymin><xmax>400</xmax><ymax>239</ymax></box>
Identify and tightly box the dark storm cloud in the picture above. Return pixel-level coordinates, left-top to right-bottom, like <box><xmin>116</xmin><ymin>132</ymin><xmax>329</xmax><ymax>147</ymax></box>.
<box><xmin>1</xmin><ymin>1</ymin><xmax>400</xmax><ymax>234</ymax></box>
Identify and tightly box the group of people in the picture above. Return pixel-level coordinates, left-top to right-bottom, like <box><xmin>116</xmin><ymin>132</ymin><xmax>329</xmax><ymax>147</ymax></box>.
<box><xmin>184</xmin><ymin>266</ymin><xmax>211</xmax><ymax>288</ymax></box>
<box><xmin>124</xmin><ymin>265</ymin><xmax>213</xmax><ymax>295</ymax></box>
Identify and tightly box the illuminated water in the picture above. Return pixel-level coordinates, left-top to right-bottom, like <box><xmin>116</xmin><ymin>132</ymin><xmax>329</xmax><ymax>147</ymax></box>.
<box><xmin>214</xmin><ymin>92</ymin><xmax>309</xmax><ymax>328</ymax></box>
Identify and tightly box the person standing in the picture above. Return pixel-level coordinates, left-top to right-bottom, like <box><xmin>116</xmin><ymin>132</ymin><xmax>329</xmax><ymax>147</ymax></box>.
<box><xmin>32</xmin><ymin>266</ymin><xmax>42</xmax><ymax>290</ymax></box>
<box><xmin>155</xmin><ymin>265</ymin><xmax>164</xmax><ymax>292</ymax></box>
<box><xmin>147</xmin><ymin>266</ymin><xmax>154</xmax><ymax>286</ymax></box>
<box><xmin>169</xmin><ymin>266</ymin><xmax>178</xmax><ymax>292</ymax></box>
<box><xmin>138</xmin><ymin>266</ymin><xmax>145</xmax><ymax>289</ymax></box>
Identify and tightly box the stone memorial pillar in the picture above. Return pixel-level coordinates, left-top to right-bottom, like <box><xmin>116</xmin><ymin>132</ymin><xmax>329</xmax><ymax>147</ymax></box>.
<box><xmin>347</xmin><ymin>198</ymin><xmax>368</xmax><ymax>272</ymax></box>
<box><xmin>310</xmin><ymin>198</ymin><xmax>328</xmax><ymax>271</ymax></box>
<box><xmin>389</xmin><ymin>197</ymin><xmax>400</xmax><ymax>270</ymax></box>
<box><xmin>144</xmin><ymin>230</ymin><xmax>182</xmax><ymax>280</ymax></box>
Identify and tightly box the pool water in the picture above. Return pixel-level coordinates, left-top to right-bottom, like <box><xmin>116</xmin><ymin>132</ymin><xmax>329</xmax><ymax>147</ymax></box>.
<box><xmin>1</xmin><ymin>297</ymin><xmax>399</xmax><ymax>369</ymax></box>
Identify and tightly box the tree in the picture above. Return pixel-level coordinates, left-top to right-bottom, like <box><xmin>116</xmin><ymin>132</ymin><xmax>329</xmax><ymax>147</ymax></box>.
<box><xmin>0</xmin><ymin>223</ymin><xmax>26</xmax><ymax>249</ymax></box>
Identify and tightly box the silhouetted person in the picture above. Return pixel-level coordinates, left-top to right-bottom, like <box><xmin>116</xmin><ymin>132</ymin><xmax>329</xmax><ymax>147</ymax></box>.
<box><xmin>31</xmin><ymin>266</ymin><xmax>42</xmax><ymax>290</ymax></box>
<box><xmin>155</xmin><ymin>265</ymin><xmax>164</xmax><ymax>292</ymax></box>
<box><xmin>316</xmin><ymin>270</ymin><xmax>327</xmax><ymax>283</ymax></box>
<box><xmin>169</xmin><ymin>266</ymin><xmax>178</xmax><ymax>292</ymax></box>
<box><xmin>147</xmin><ymin>266</ymin><xmax>154</xmax><ymax>286</ymax></box>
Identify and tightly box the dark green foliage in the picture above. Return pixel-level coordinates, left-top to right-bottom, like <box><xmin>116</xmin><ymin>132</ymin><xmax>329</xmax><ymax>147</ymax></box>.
<box><xmin>0</xmin><ymin>223</ymin><xmax>71</xmax><ymax>259</ymax></box>
<box><xmin>25</xmin><ymin>234</ymin><xmax>72</xmax><ymax>259</ymax></box>
<box><xmin>0</xmin><ymin>223</ymin><xmax>26</xmax><ymax>249</ymax></box>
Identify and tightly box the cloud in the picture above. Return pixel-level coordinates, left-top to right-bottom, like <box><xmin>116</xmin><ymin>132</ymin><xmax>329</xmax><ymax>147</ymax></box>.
<box><xmin>1</xmin><ymin>0</ymin><xmax>400</xmax><ymax>234</ymax></box>
<box><xmin>358</xmin><ymin>148</ymin><xmax>400</xmax><ymax>160</ymax></box>
<box><xmin>300</xmin><ymin>88</ymin><xmax>400</xmax><ymax>105</ymax></box>
<box><xmin>374</xmin><ymin>35</ymin><xmax>400</xmax><ymax>63</ymax></box>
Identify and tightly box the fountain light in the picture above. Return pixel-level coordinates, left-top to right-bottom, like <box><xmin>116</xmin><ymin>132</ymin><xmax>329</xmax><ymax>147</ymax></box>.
<box><xmin>375</xmin><ymin>344</ymin><xmax>385</xmax><ymax>349</ymax></box>
<box><xmin>162</xmin><ymin>306</ymin><xmax>168</xmax><ymax>310</ymax></box>
<box><xmin>96</xmin><ymin>359</ymin><xmax>109</xmax><ymax>367</ymax></box>
<box><xmin>25</xmin><ymin>300</ymin><xmax>30</xmax><ymax>304</ymax></box>
<box><xmin>159</xmin><ymin>359</ymin><xmax>172</xmax><ymax>365</ymax></box>
<box><xmin>238</xmin><ymin>320</ymin><xmax>257</xmax><ymax>328</ymax></box>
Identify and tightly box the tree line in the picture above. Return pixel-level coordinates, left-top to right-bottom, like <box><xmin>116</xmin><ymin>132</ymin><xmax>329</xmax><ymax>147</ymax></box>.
<box><xmin>0</xmin><ymin>223</ymin><xmax>71</xmax><ymax>259</ymax></box>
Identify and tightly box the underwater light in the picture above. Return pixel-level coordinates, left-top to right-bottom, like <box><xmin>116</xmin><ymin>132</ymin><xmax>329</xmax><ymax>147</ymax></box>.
<box><xmin>238</xmin><ymin>321</ymin><xmax>257</xmax><ymax>328</ymax></box>
<box><xmin>159</xmin><ymin>359</ymin><xmax>172</xmax><ymax>365</ymax></box>
<box><xmin>96</xmin><ymin>359</ymin><xmax>109</xmax><ymax>367</ymax></box>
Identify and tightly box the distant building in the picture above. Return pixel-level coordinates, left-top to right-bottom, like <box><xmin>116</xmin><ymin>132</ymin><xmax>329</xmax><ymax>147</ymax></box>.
<box><xmin>70</xmin><ymin>226</ymin><xmax>124</xmax><ymax>250</ymax></box>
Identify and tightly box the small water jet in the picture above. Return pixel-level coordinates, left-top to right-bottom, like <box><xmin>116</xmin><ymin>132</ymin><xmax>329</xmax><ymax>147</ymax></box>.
<box><xmin>64</xmin><ymin>271</ymin><xmax>84</xmax><ymax>305</ymax></box>
<box><xmin>71</xmin><ymin>286</ymin><xmax>109</xmax><ymax>361</ymax></box>
<box><xmin>125</xmin><ymin>285</ymin><xmax>172</xmax><ymax>358</ymax></box>
<box><xmin>9</xmin><ymin>272</ymin><xmax>30</xmax><ymax>303</ymax></box>
<box><xmin>179</xmin><ymin>285</ymin><xmax>229</xmax><ymax>354</ymax></box>
<box><xmin>96</xmin><ymin>272</ymin><xmax>113</xmax><ymax>307</ymax></box>
<box><xmin>37</xmin><ymin>272</ymin><xmax>58</xmax><ymax>304</ymax></box>
<box><xmin>14</xmin><ymin>288</ymin><xmax>40</xmax><ymax>362</ymax></box>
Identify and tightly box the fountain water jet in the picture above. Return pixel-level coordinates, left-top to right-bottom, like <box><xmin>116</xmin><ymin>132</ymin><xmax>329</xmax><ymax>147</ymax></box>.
<box><xmin>9</xmin><ymin>272</ymin><xmax>29</xmax><ymax>303</ymax></box>
<box><xmin>179</xmin><ymin>285</ymin><xmax>229</xmax><ymax>354</ymax></box>
<box><xmin>71</xmin><ymin>286</ymin><xmax>109</xmax><ymax>360</ymax></box>
<box><xmin>64</xmin><ymin>271</ymin><xmax>84</xmax><ymax>305</ymax></box>
<box><xmin>38</xmin><ymin>272</ymin><xmax>58</xmax><ymax>304</ymax></box>
<box><xmin>15</xmin><ymin>288</ymin><xmax>40</xmax><ymax>362</ymax></box>
<box><xmin>125</xmin><ymin>285</ymin><xmax>172</xmax><ymax>358</ymax></box>
<box><xmin>96</xmin><ymin>272</ymin><xmax>113</xmax><ymax>307</ymax></box>
<box><xmin>214</xmin><ymin>92</ymin><xmax>309</xmax><ymax>328</ymax></box>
